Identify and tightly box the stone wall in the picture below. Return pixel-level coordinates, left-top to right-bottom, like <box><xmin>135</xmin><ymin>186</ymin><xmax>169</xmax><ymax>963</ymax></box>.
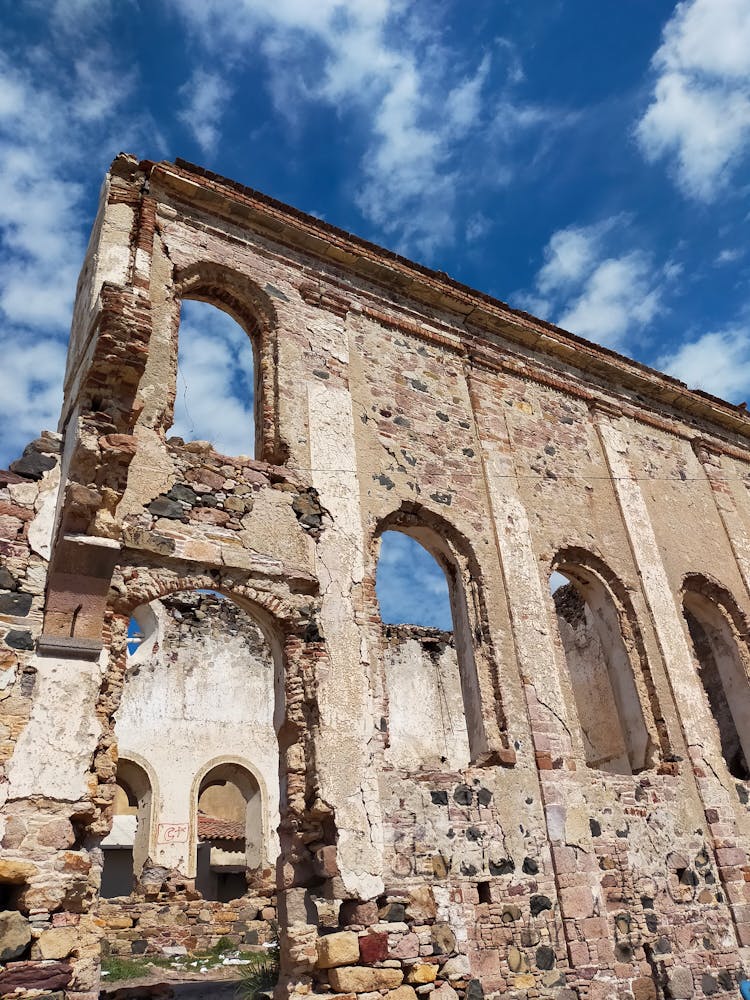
<box><xmin>3</xmin><ymin>154</ymin><xmax>750</xmax><ymax>1000</ymax></box>
<box><xmin>98</xmin><ymin>896</ymin><xmax>276</xmax><ymax>957</ymax></box>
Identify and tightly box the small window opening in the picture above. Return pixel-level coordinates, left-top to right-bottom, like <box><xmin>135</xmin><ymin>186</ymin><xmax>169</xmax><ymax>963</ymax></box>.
<box><xmin>196</xmin><ymin>763</ymin><xmax>262</xmax><ymax>903</ymax></box>
<box><xmin>168</xmin><ymin>299</ymin><xmax>255</xmax><ymax>457</ymax></box>
<box><xmin>478</xmin><ymin>881</ymin><xmax>491</xmax><ymax>904</ymax></box>
<box><xmin>683</xmin><ymin>587</ymin><xmax>750</xmax><ymax>781</ymax></box>
<box><xmin>127</xmin><ymin>616</ymin><xmax>142</xmax><ymax>657</ymax></box>
<box><xmin>550</xmin><ymin>565</ymin><xmax>650</xmax><ymax>775</ymax></box>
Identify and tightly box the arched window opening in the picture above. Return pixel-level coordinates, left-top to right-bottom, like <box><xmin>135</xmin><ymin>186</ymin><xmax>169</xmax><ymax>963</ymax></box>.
<box><xmin>376</xmin><ymin>526</ymin><xmax>482</xmax><ymax>769</ymax></box>
<box><xmin>550</xmin><ymin>560</ymin><xmax>652</xmax><ymax>776</ymax></box>
<box><xmin>167</xmin><ymin>299</ymin><xmax>256</xmax><ymax>458</ymax></box>
<box><xmin>377</xmin><ymin>531</ymin><xmax>452</xmax><ymax>629</ymax></box>
<box><xmin>682</xmin><ymin>582</ymin><xmax>750</xmax><ymax>780</ymax></box>
<box><xmin>100</xmin><ymin>759</ymin><xmax>152</xmax><ymax>899</ymax></box>
<box><xmin>196</xmin><ymin>763</ymin><xmax>263</xmax><ymax>903</ymax></box>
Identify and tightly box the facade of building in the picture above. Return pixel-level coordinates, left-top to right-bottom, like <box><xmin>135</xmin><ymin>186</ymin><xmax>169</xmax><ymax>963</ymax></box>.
<box><xmin>2</xmin><ymin>154</ymin><xmax>750</xmax><ymax>999</ymax></box>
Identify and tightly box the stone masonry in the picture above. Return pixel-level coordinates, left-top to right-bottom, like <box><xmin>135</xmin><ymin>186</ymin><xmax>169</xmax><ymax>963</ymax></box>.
<box><xmin>3</xmin><ymin>154</ymin><xmax>750</xmax><ymax>1000</ymax></box>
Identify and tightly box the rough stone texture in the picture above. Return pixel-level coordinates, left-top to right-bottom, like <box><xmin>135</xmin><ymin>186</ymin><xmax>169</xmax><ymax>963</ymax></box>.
<box><xmin>408</xmin><ymin>963</ymin><xmax>439</xmax><ymax>984</ymax></box>
<box><xmin>0</xmin><ymin>909</ymin><xmax>31</xmax><ymax>961</ymax></box>
<box><xmin>97</xmin><ymin>897</ymin><xmax>276</xmax><ymax>956</ymax></box>
<box><xmin>38</xmin><ymin>926</ymin><xmax>78</xmax><ymax>959</ymax></box>
<box><xmin>316</xmin><ymin>931</ymin><xmax>360</xmax><ymax>968</ymax></box>
<box><xmin>2</xmin><ymin>155</ymin><xmax>750</xmax><ymax>999</ymax></box>
<box><xmin>328</xmin><ymin>966</ymin><xmax>405</xmax><ymax>992</ymax></box>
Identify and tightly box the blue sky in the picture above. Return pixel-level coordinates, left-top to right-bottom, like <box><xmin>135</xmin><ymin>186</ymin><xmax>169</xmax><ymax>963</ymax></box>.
<box><xmin>2</xmin><ymin>0</ymin><xmax>750</xmax><ymax>625</ymax></box>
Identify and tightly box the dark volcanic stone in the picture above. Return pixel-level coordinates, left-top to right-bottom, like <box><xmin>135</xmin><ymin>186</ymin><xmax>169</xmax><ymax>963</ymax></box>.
<box><xmin>0</xmin><ymin>592</ymin><xmax>32</xmax><ymax>616</ymax></box>
<box><xmin>466</xmin><ymin>980</ymin><xmax>484</xmax><ymax>1000</ymax></box>
<box><xmin>453</xmin><ymin>784</ymin><xmax>473</xmax><ymax>805</ymax></box>
<box><xmin>148</xmin><ymin>497</ymin><xmax>186</xmax><ymax>519</ymax></box>
<box><xmin>489</xmin><ymin>858</ymin><xmax>514</xmax><ymax>875</ymax></box>
<box><xmin>530</xmin><ymin>894</ymin><xmax>552</xmax><ymax>916</ymax></box>
<box><xmin>166</xmin><ymin>484</ymin><xmax>198</xmax><ymax>504</ymax></box>
<box><xmin>701</xmin><ymin>974</ymin><xmax>718</xmax><ymax>995</ymax></box>
<box><xmin>5</xmin><ymin>629</ymin><xmax>34</xmax><ymax>651</ymax></box>
<box><xmin>536</xmin><ymin>945</ymin><xmax>555</xmax><ymax>970</ymax></box>
<box><xmin>9</xmin><ymin>452</ymin><xmax>56</xmax><ymax>480</ymax></box>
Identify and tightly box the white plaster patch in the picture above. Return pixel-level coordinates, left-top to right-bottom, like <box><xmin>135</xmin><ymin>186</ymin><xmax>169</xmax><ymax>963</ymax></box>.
<box><xmin>307</xmin><ymin>377</ymin><xmax>384</xmax><ymax>899</ymax></box>
<box><xmin>0</xmin><ymin>660</ymin><xmax>17</xmax><ymax>693</ymax></box>
<box><xmin>6</xmin><ymin>653</ymin><xmax>105</xmax><ymax>802</ymax></box>
<box><xmin>28</xmin><ymin>475</ymin><xmax>61</xmax><ymax>560</ymax></box>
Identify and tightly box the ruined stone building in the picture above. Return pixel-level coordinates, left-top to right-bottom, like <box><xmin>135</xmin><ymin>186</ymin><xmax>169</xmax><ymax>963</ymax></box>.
<box><xmin>3</xmin><ymin>154</ymin><xmax>750</xmax><ymax>1000</ymax></box>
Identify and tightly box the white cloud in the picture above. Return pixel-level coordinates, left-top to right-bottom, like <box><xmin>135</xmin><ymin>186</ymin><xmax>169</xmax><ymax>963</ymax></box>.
<box><xmin>376</xmin><ymin>530</ymin><xmax>452</xmax><ymax>630</ymax></box>
<box><xmin>465</xmin><ymin>212</ymin><xmax>491</xmax><ymax>243</ymax></box>
<box><xmin>557</xmin><ymin>254</ymin><xmax>662</xmax><ymax>347</ymax></box>
<box><xmin>178</xmin><ymin>69</ymin><xmax>232</xmax><ymax>155</ymax></box>
<box><xmin>536</xmin><ymin>223</ymin><xmax>607</xmax><ymax>296</ymax></box>
<box><xmin>170</xmin><ymin>301</ymin><xmax>256</xmax><ymax>457</ymax></box>
<box><xmin>0</xmin><ymin>339</ymin><xmax>68</xmax><ymax>448</ymax></box>
<box><xmin>168</xmin><ymin>2</ymin><xmax>553</xmax><ymax>258</ymax></box>
<box><xmin>716</xmin><ymin>247</ymin><xmax>743</xmax><ymax>265</ymax></box>
<box><xmin>0</xmin><ymin>27</ymin><xmax>153</xmax><ymax>466</ymax></box>
<box><xmin>635</xmin><ymin>0</ymin><xmax>750</xmax><ymax>200</ymax></box>
<box><xmin>660</xmin><ymin>326</ymin><xmax>750</xmax><ymax>401</ymax></box>
<box><xmin>517</xmin><ymin>219</ymin><xmax>666</xmax><ymax>349</ymax></box>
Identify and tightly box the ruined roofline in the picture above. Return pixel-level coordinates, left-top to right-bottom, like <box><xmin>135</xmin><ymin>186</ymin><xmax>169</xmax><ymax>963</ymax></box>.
<box><xmin>134</xmin><ymin>154</ymin><xmax>750</xmax><ymax>443</ymax></box>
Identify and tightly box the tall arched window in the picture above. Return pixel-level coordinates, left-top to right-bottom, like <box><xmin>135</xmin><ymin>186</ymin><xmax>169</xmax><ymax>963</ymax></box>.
<box><xmin>195</xmin><ymin>762</ymin><xmax>264</xmax><ymax>903</ymax></box>
<box><xmin>168</xmin><ymin>300</ymin><xmax>255</xmax><ymax>457</ymax></box>
<box><xmin>682</xmin><ymin>578</ymin><xmax>750</xmax><ymax>780</ymax></box>
<box><xmin>550</xmin><ymin>554</ymin><xmax>655</xmax><ymax>775</ymax></box>
<box><xmin>374</xmin><ymin>508</ymin><xmax>497</xmax><ymax>767</ymax></box>
<box><xmin>100</xmin><ymin>758</ymin><xmax>152</xmax><ymax>898</ymax></box>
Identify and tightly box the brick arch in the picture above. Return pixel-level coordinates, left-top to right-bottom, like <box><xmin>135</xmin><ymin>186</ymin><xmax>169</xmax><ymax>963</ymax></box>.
<box><xmin>681</xmin><ymin>572</ymin><xmax>750</xmax><ymax>640</ymax></box>
<box><xmin>110</xmin><ymin>570</ymin><xmax>300</xmax><ymax>627</ymax></box>
<box><xmin>372</xmin><ymin>500</ymin><xmax>512</xmax><ymax>763</ymax></box>
<box><xmin>172</xmin><ymin>260</ymin><xmax>286</xmax><ymax>463</ymax></box>
<box><xmin>549</xmin><ymin>546</ymin><xmax>669</xmax><ymax>770</ymax></box>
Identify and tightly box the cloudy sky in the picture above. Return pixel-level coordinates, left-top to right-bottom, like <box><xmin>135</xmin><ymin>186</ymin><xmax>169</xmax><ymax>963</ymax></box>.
<box><xmin>2</xmin><ymin>0</ymin><xmax>750</xmax><ymax>627</ymax></box>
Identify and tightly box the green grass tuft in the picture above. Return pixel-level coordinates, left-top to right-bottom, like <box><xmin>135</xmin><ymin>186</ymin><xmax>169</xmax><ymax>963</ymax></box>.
<box><xmin>101</xmin><ymin>955</ymin><xmax>151</xmax><ymax>982</ymax></box>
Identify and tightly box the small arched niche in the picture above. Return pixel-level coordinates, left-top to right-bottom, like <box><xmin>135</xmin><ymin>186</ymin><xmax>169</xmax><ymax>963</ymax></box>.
<box><xmin>100</xmin><ymin>757</ymin><xmax>152</xmax><ymax>898</ymax></box>
<box><xmin>550</xmin><ymin>554</ymin><xmax>654</xmax><ymax>775</ymax></box>
<box><xmin>195</xmin><ymin>761</ymin><xmax>264</xmax><ymax>902</ymax></box>
<box><xmin>374</xmin><ymin>509</ymin><xmax>494</xmax><ymax>768</ymax></box>
<box><xmin>682</xmin><ymin>577</ymin><xmax>750</xmax><ymax>780</ymax></box>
